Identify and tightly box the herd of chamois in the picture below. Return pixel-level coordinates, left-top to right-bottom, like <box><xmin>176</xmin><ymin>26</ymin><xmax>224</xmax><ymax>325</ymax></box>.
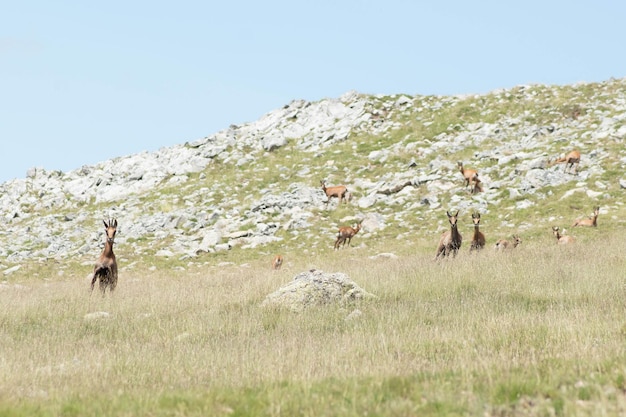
<box><xmin>433</xmin><ymin>149</ymin><xmax>598</xmax><ymax>259</ymax></box>
<box><xmin>92</xmin><ymin>149</ymin><xmax>597</xmax><ymax>292</ymax></box>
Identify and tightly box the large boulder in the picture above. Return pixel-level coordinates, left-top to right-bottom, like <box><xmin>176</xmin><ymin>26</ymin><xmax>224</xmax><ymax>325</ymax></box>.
<box><xmin>261</xmin><ymin>269</ymin><xmax>375</xmax><ymax>312</ymax></box>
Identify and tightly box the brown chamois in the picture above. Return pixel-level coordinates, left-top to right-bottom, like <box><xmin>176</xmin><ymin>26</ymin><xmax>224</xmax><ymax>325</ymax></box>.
<box><xmin>334</xmin><ymin>221</ymin><xmax>362</xmax><ymax>250</ymax></box>
<box><xmin>550</xmin><ymin>150</ymin><xmax>581</xmax><ymax>174</ymax></box>
<box><xmin>458</xmin><ymin>161</ymin><xmax>478</xmax><ymax>189</ymax></box>
<box><xmin>435</xmin><ymin>210</ymin><xmax>463</xmax><ymax>259</ymax></box>
<box><xmin>271</xmin><ymin>254</ymin><xmax>284</xmax><ymax>270</ymax></box>
<box><xmin>320</xmin><ymin>180</ymin><xmax>349</xmax><ymax>206</ymax></box>
<box><xmin>572</xmin><ymin>206</ymin><xmax>600</xmax><ymax>227</ymax></box>
<box><xmin>469</xmin><ymin>212</ymin><xmax>486</xmax><ymax>252</ymax></box>
<box><xmin>494</xmin><ymin>235</ymin><xmax>522</xmax><ymax>250</ymax></box>
<box><xmin>552</xmin><ymin>226</ymin><xmax>575</xmax><ymax>245</ymax></box>
<box><xmin>91</xmin><ymin>219</ymin><xmax>118</xmax><ymax>295</ymax></box>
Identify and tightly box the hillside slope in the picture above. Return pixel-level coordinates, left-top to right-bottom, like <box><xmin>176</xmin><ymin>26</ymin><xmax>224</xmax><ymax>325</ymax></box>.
<box><xmin>1</xmin><ymin>79</ymin><xmax>625</xmax><ymax>273</ymax></box>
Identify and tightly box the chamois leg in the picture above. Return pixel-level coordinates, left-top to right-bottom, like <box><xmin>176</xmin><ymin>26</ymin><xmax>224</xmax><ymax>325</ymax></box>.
<box><xmin>90</xmin><ymin>274</ymin><xmax>98</xmax><ymax>292</ymax></box>
<box><xmin>99</xmin><ymin>280</ymin><xmax>107</xmax><ymax>295</ymax></box>
<box><xmin>110</xmin><ymin>265</ymin><xmax>118</xmax><ymax>292</ymax></box>
<box><xmin>110</xmin><ymin>276</ymin><xmax>118</xmax><ymax>292</ymax></box>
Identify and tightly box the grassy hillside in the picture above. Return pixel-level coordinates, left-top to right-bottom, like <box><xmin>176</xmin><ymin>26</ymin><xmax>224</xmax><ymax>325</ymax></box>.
<box><xmin>2</xmin><ymin>231</ymin><xmax>626</xmax><ymax>416</ymax></box>
<box><xmin>2</xmin><ymin>79</ymin><xmax>626</xmax><ymax>415</ymax></box>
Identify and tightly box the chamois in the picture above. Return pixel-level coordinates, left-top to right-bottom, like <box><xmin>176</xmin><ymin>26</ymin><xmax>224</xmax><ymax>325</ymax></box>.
<box><xmin>552</xmin><ymin>226</ymin><xmax>575</xmax><ymax>244</ymax></box>
<box><xmin>320</xmin><ymin>180</ymin><xmax>349</xmax><ymax>206</ymax></box>
<box><xmin>495</xmin><ymin>235</ymin><xmax>522</xmax><ymax>250</ymax></box>
<box><xmin>458</xmin><ymin>162</ymin><xmax>478</xmax><ymax>189</ymax></box>
<box><xmin>91</xmin><ymin>218</ymin><xmax>118</xmax><ymax>295</ymax></box>
<box><xmin>550</xmin><ymin>150</ymin><xmax>581</xmax><ymax>174</ymax></box>
<box><xmin>572</xmin><ymin>206</ymin><xmax>600</xmax><ymax>227</ymax></box>
<box><xmin>334</xmin><ymin>222</ymin><xmax>362</xmax><ymax>250</ymax></box>
<box><xmin>271</xmin><ymin>254</ymin><xmax>284</xmax><ymax>270</ymax></box>
<box><xmin>469</xmin><ymin>212</ymin><xmax>485</xmax><ymax>252</ymax></box>
<box><xmin>435</xmin><ymin>210</ymin><xmax>462</xmax><ymax>259</ymax></box>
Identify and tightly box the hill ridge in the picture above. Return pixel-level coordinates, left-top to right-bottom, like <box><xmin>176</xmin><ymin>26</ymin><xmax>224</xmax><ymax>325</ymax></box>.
<box><xmin>1</xmin><ymin>78</ymin><xmax>625</xmax><ymax>270</ymax></box>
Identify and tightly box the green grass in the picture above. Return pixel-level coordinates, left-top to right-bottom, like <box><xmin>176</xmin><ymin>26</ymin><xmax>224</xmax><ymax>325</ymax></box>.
<box><xmin>4</xmin><ymin>78</ymin><xmax>626</xmax><ymax>415</ymax></box>
<box><xmin>2</xmin><ymin>229</ymin><xmax>626</xmax><ymax>416</ymax></box>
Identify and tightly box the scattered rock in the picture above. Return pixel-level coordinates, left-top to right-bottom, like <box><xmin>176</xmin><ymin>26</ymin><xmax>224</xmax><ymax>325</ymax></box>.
<box><xmin>261</xmin><ymin>270</ymin><xmax>376</xmax><ymax>312</ymax></box>
<box><xmin>84</xmin><ymin>312</ymin><xmax>111</xmax><ymax>321</ymax></box>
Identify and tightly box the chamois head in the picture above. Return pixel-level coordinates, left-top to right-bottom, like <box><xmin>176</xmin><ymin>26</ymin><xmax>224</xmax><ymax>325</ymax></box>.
<box><xmin>103</xmin><ymin>218</ymin><xmax>117</xmax><ymax>244</ymax></box>
<box><xmin>446</xmin><ymin>210</ymin><xmax>459</xmax><ymax>228</ymax></box>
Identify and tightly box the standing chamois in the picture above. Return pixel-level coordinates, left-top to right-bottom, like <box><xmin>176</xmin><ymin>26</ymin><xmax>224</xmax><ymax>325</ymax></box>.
<box><xmin>91</xmin><ymin>219</ymin><xmax>118</xmax><ymax>295</ymax></box>
<box><xmin>552</xmin><ymin>226</ymin><xmax>575</xmax><ymax>245</ymax></box>
<box><xmin>435</xmin><ymin>210</ymin><xmax>462</xmax><ymax>259</ymax></box>
<box><xmin>458</xmin><ymin>162</ymin><xmax>478</xmax><ymax>189</ymax></box>
<box><xmin>495</xmin><ymin>235</ymin><xmax>522</xmax><ymax>250</ymax></box>
<box><xmin>334</xmin><ymin>222</ymin><xmax>362</xmax><ymax>250</ymax></box>
<box><xmin>572</xmin><ymin>206</ymin><xmax>600</xmax><ymax>227</ymax></box>
<box><xmin>271</xmin><ymin>254</ymin><xmax>284</xmax><ymax>270</ymax></box>
<box><xmin>320</xmin><ymin>180</ymin><xmax>349</xmax><ymax>206</ymax></box>
<box><xmin>469</xmin><ymin>212</ymin><xmax>485</xmax><ymax>252</ymax></box>
<box><xmin>550</xmin><ymin>150</ymin><xmax>581</xmax><ymax>174</ymax></box>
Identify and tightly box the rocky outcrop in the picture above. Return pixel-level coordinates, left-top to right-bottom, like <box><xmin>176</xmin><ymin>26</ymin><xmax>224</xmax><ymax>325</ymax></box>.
<box><xmin>1</xmin><ymin>79</ymin><xmax>625</xmax><ymax>268</ymax></box>
<box><xmin>261</xmin><ymin>270</ymin><xmax>375</xmax><ymax>312</ymax></box>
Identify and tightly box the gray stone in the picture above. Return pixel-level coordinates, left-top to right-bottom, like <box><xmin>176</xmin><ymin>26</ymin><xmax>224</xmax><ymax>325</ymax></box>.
<box><xmin>261</xmin><ymin>270</ymin><xmax>376</xmax><ymax>312</ymax></box>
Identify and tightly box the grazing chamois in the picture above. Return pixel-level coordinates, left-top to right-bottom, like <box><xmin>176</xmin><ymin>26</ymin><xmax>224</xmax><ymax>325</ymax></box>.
<box><xmin>320</xmin><ymin>180</ymin><xmax>349</xmax><ymax>206</ymax></box>
<box><xmin>552</xmin><ymin>226</ymin><xmax>575</xmax><ymax>245</ymax></box>
<box><xmin>469</xmin><ymin>212</ymin><xmax>486</xmax><ymax>252</ymax></box>
<box><xmin>458</xmin><ymin>162</ymin><xmax>478</xmax><ymax>189</ymax></box>
<box><xmin>550</xmin><ymin>150</ymin><xmax>581</xmax><ymax>174</ymax></box>
<box><xmin>91</xmin><ymin>219</ymin><xmax>118</xmax><ymax>295</ymax></box>
<box><xmin>435</xmin><ymin>210</ymin><xmax>463</xmax><ymax>259</ymax></box>
<box><xmin>572</xmin><ymin>206</ymin><xmax>600</xmax><ymax>227</ymax></box>
<box><xmin>334</xmin><ymin>222</ymin><xmax>362</xmax><ymax>250</ymax></box>
<box><xmin>271</xmin><ymin>254</ymin><xmax>284</xmax><ymax>270</ymax></box>
<box><xmin>495</xmin><ymin>235</ymin><xmax>522</xmax><ymax>250</ymax></box>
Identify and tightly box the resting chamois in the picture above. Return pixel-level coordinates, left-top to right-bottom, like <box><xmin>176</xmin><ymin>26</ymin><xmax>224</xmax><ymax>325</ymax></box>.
<box><xmin>334</xmin><ymin>222</ymin><xmax>362</xmax><ymax>250</ymax></box>
<box><xmin>495</xmin><ymin>235</ymin><xmax>522</xmax><ymax>250</ymax></box>
<box><xmin>550</xmin><ymin>150</ymin><xmax>581</xmax><ymax>174</ymax></box>
<box><xmin>552</xmin><ymin>226</ymin><xmax>575</xmax><ymax>245</ymax></box>
<box><xmin>320</xmin><ymin>180</ymin><xmax>349</xmax><ymax>206</ymax></box>
<box><xmin>458</xmin><ymin>162</ymin><xmax>478</xmax><ymax>189</ymax></box>
<box><xmin>572</xmin><ymin>206</ymin><xmax>600</xmax><ymax>227</ymax></box>
<box><xmin>91</xmin><ymin>219</ymin><xmax>118</xmax><ymax>295</ymax></box>
<box><xmin>435</xmin><ymin>210</ymin><xmax>462</xmax><ymax>259</ymax></box>
<box><xmin>469</xmin><ymin>212</ymin><xmax>485</xmax><ymax>252</ymax></box>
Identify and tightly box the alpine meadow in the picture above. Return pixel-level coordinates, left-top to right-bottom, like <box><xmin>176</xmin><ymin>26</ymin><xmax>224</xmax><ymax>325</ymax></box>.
<box><xmin>2</xmin><ymin>78</ymin><xmax>626</xmax><ymax>416</ymax></box>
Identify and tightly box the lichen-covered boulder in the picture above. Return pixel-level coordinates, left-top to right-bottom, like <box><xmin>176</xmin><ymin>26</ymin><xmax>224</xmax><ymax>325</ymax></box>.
<box><xmin>261</xmin><ymin>269</ymin><xmax>375</xmax><ymax>312</ymax></box>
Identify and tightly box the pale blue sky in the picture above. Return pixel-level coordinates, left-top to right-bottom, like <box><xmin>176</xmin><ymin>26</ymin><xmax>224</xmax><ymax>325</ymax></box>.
<box><xmin>1</xmin><ymin>1</ymin><xmax>624</xmax><ymax>183</ymax></box>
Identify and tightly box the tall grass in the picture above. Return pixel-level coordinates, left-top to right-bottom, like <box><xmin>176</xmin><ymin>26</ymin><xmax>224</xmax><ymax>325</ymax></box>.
<box><xmin>2</xmin><ymin>228</ymin><xmax>626</xmax><ymax>416</ymax></box>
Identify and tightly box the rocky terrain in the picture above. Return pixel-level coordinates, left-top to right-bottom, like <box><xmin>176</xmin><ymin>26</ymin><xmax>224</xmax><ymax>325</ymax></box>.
<box><xmin>1</xmin><ymin>78</ymin><xmax>626</xmax><ymax>273</ymax></box>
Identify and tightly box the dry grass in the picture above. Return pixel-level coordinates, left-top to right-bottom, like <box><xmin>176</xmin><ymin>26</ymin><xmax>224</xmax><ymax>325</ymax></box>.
<box><xmin>2</xmin><ymin>231</ymin><xmax>626</xmax><ymax>416</ymax></box>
